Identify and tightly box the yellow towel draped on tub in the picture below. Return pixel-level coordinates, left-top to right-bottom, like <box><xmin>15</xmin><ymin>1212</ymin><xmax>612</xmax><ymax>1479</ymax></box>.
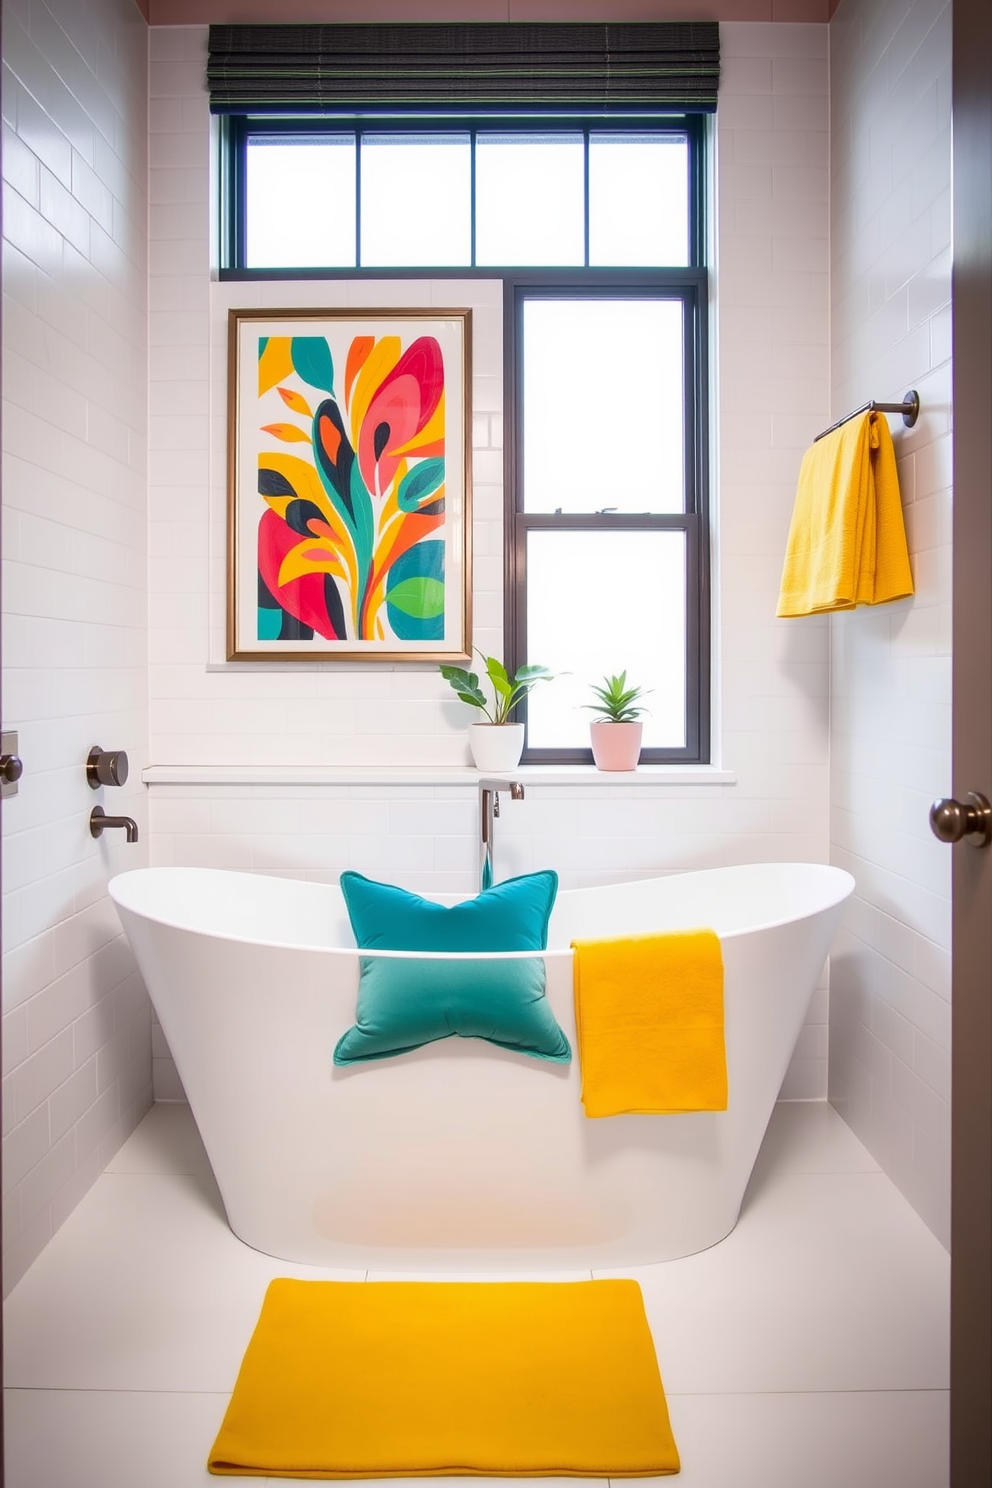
<box><xmin>777</xmin><ymin>409</ymin><xmax>914</xmax><ymax>617</ymax></box>
<box><xmin>571</xmin><ymin>931</ymin><xmax>727</xmax><ymax>1118</ymax></box>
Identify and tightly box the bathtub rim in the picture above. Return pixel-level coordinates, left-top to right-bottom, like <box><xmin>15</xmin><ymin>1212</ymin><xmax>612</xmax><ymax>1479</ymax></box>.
<box><xmin>109</xmin><ymin>861</ymin><xmax>855</xmax><ymax>959</ymax></box>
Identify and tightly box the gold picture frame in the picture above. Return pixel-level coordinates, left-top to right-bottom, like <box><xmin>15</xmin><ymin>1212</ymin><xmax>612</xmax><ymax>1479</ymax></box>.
<box><xmin>227</xmin><ymin>307</ymin><xmax>472</xmax><ymax>662</ymax></box>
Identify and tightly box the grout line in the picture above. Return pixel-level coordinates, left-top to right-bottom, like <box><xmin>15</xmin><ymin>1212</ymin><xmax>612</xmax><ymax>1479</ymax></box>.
<box><xmin>2</xmin><ymin>1384</ymin><xmax>235</xmax><ymax>1396</ymax></box>
<box><xmin>663</xmin><ymin>1385</ymin><xmax>951</xmax><ymax>1398</ymax></box>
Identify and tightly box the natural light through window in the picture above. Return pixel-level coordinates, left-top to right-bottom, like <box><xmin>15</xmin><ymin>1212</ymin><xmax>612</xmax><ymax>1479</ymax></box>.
<box><xmin>475</xmin><ymin>134</ymin><xmax>585</xmax><ymax>266</ymax></box>
<box><xmin>522</xmin><ymin>299</ymin><xmax>686</xmax><ymax>513</ymax></box>
<box><xmin>589</xmin><ymin>133</ymin><xmax>689</xmax><ymax>266</ymax></box>
<box><xmin>246</xmin><ymin>136</ymin><xmax>356</xmax><ymax>268</ymax></box>
<box><xmin>240</xmin><ymin>128</ymin><xmax>694</xmax><ymax>271</ymax></box>
<box><xmin>525</xmin><ymin>529</ymin><xmax>687</xmax><ymax>750</ymax></box>
<box><xmin>360</xmin><ymin>133</ymin><xmax>472</xmax><ymax>267</ymax></box>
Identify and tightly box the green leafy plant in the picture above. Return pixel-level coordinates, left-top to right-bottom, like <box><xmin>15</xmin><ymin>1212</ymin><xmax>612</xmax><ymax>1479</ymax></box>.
<box><xmin>584</xmin><ymin>671</ymin><xmax>651</xmax><ymax>723</ymax></box>
<box><xmin>440</xmin><ymin>650</ymin><xmax>555</xmax><ymax>725</ymax></box>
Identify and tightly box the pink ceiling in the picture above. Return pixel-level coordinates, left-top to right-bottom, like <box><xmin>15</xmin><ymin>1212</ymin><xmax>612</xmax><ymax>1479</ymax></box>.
<box><xmin>146</xmin><ymin>2</ymin><xmax>834</xmax><ymax>24</ymax></box>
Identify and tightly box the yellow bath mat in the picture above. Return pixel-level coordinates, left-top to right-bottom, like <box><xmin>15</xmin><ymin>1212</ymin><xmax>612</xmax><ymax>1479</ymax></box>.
<box><xmin>208</xmin><ymin>1278</ymin><xmax>680</xmax><ymax>1478</ymax></box>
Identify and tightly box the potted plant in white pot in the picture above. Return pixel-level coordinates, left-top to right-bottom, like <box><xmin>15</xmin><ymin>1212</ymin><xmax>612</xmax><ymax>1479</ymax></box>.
<box><xmin>584</xmin><ymin>671</ymin><xmax>651</xmax><ymax>771</ymax></box>
<box><xmin>440</xmin><ymin>651</ymin><xmax>555</xmax><ymax>770</ymax></box>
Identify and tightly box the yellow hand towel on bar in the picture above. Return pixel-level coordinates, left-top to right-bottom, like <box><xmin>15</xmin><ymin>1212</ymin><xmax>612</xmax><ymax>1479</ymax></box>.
<box><xmin>777</xmin><ymin>409</ymin><xmax>914</xmax><ymax>617</ymax></box>
<box><xmin>571</xmin><ymin>931</ymin><xmax>727</xmax><ymax>1118</ymax></box>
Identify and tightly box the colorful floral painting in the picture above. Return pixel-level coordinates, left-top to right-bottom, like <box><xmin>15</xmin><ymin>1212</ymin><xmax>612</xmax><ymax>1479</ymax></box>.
<box><xmin>228</xmin><ymin>310</ymin><xmax>471</xmax><ymax>661</ymax></box>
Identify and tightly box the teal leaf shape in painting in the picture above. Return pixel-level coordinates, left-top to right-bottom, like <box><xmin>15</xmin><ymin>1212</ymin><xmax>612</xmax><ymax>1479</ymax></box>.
<box><xmin>349</xmin><ymin>459</ymin><xmax>375</xmax><ymax>609</ymax></box>
<box><xmin>291</xmin><ymin>336</ymin><xmax>336</xmax><ymax>395</ymax></box>
<box><xmin>257</xmin><ymin>605</ymin><xmax>282</xmax><ymax>641</ymax></box>
<box><xmin>397</xmin><ymin>458</ymin><xmax>445</xmax><ymax>513</ymax></box>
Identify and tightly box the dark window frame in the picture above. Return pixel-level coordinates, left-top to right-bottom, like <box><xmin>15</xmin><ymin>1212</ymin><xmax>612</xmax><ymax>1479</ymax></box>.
<box><xmin>218</xmin><ymin>115</ymin><xmax>710</xmax><ymax>765</ymax></box>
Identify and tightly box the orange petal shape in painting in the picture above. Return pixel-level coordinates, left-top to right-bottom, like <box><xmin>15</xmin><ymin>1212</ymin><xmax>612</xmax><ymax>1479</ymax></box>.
<box><xmin>306</xmin><ymin>518</ymin><xmax>341</xmax><ymax>541</ymax></box>
<box><xmin>344</xmin><ymin>336</ymin><xmax>375</xmax><ymax>412</ymax></box>
<box><xmin>317</xmin><ymin>413</ymin><xmax>342</xmax><ymax>465</ymax></box>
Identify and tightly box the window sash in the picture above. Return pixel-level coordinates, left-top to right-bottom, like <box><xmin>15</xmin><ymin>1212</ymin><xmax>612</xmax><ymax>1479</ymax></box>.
<box><xmin>512</xmin><ymin>513</ymin><xmax>705</xmax><ymax>763</ymax></box>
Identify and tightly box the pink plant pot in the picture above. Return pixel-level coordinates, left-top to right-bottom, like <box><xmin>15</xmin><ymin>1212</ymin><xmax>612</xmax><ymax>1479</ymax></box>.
<box><xmin>589</xmin><ymin>720</ymin><xmax>643</xmax><ymax>771</ymax></box>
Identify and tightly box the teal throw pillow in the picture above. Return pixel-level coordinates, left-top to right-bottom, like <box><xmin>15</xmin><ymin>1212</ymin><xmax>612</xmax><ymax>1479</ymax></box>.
<box><xmin>333</xmin><ymin>870</ymin><xmax>570</xmax><ymax>1066</ymax></box>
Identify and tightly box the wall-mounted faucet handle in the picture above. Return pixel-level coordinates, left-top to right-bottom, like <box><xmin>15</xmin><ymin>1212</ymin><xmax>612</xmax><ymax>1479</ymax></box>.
<box><xmin>90</xmin><ymin>806</ymin><xmax>139</xmax><ymax>843</ymax></box>
<box><xmin>87</xmin><ymin>746</ymin><xmax>129</xmax><ymax>789</ymax></box>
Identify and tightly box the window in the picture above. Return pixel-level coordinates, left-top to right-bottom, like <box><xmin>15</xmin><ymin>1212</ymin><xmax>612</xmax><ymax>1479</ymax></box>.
<box><xmin>221</xmin><ymin>114</ymin><xmax>708</xmax><ymax>763</ymax></box>
<box><xmin>226</xmin><ymin>121</ymin><xmax>694</xmax><ymax>274</ymax></box>
<box><xmin>510</xmin><ymin>287</ymin><xmax>707</xmax><ymax>762</ymax></box>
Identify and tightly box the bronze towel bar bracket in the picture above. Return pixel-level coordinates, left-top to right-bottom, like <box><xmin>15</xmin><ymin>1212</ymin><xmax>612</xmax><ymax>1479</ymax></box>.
<box><xmin>814</xmin><ymin>389</ymin><xmax>920</xmax><ymax>442</ymax></box>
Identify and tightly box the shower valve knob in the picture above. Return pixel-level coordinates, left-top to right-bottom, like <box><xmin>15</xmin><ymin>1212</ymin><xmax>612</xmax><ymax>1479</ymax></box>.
<box><xmin>1</xmin><ymin>731</ymin><xmax>23</xmax><ymax>798</ymax></box>
<box><xmin>929</xmin><ymin>792</ymin><xmax>992</xmax><ymax>849</ymax></box>
<box><xmin>1</xmin><ymin>753</ymin><xmax>23</xmax><ymax>784</ymax></box>
<box><xmin>87</xmin><ymin>746</ymin><xmax>129</xmax><ymax>789</ymax></box>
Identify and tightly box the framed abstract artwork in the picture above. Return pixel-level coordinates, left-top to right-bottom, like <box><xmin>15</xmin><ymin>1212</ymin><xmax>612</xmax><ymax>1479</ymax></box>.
<box><xmin>227</xmin><ymin>307</ymin><xmax>472</xmax><ymax>661</ymax></box>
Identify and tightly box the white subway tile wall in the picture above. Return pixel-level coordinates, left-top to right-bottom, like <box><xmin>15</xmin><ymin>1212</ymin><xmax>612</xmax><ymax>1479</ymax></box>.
<box><xmin>2</xmin><ymin>0</ymin><xmax>152</xmax><ymax>1291</ymax></box>
<box><xmin>145</xmin><ymin>24</ymin><xmax>832</xmax><ymax>1101</ymax></box>
<box><xmin>828</xmin><ymin>0</ymin><xmax>952</xmax><ymax>1245</ymax></box>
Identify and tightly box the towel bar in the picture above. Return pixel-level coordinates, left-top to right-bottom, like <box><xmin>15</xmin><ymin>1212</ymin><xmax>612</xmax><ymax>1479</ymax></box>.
<box><xmin>814</xmin><ymin>390</ymin><xmax>920</xmax><ymax>442</ymax></box>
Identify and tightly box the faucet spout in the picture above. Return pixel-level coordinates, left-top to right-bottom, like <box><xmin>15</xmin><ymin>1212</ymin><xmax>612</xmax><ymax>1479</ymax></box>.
<box><xmin>478</xmin><ymin>779</ymin><xmax>525</xmax><ymax>891</ymax></box>
<box><xmin>477</xmin><ymin>777</ymin><xmax>525</xmax><ymax>801</ymax></box>
<box><xmin>90</xmin><ymin>806</ymin><xmax>139</xmax><ymax>843</ymax></box>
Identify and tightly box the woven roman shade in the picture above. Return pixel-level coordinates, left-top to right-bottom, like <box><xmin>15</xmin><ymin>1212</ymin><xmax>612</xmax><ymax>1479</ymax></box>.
<box><xmin>207</xmin><ymin>22</ymin><xmax>720</xmax><ymax>116</ymax></box>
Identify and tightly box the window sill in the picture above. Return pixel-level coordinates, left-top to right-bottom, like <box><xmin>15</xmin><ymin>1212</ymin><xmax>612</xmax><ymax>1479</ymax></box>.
<box><xmin>141</xmin><ymin>764</ymin><xmax>735</xmax><ymax>788</ymax></box>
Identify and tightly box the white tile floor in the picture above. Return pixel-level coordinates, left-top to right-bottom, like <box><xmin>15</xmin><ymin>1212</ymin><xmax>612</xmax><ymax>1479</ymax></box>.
<box><xmin>3</xmin><ymin>1100</ymin><xmax>950</xmax><ymax>1487</ymax></box>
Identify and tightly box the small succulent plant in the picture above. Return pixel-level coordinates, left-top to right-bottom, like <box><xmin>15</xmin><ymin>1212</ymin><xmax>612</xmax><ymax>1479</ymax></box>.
<box><xmin>584</xmin><ymin>671</ymin><xmax>651</xmax><ymax>723</ymax></box>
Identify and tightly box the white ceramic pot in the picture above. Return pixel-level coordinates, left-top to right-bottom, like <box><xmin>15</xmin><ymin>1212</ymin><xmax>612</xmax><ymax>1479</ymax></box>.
<box><xmin>469</xmin><ymin>722</ymin><xmax>525</xmax><ymax>771</ymax></box>
<box><xmin>590</xmin><ymin>720</ymin><xmax>643</xmax><ymax>771</ymax></box>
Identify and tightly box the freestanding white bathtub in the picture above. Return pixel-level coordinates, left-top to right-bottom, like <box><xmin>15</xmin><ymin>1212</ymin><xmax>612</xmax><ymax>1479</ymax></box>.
<box><xmin>110</xmin><ymin>862</ymin><xmax>853</xmax><ymax>1271</ymax></box>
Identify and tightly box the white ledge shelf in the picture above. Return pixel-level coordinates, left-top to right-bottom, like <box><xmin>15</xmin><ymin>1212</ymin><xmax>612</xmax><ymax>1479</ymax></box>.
<box><xmin>142</xmin><ymin>764</ymin><xmax>736</xmax><ymax>788</ymax></box>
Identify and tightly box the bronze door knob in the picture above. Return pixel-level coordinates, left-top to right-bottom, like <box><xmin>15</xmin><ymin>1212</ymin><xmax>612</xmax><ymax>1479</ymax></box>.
<box><xmin>929</xmin><ymin>792</ymin><xmax>992</xmax><ymax>848</ymax></box>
